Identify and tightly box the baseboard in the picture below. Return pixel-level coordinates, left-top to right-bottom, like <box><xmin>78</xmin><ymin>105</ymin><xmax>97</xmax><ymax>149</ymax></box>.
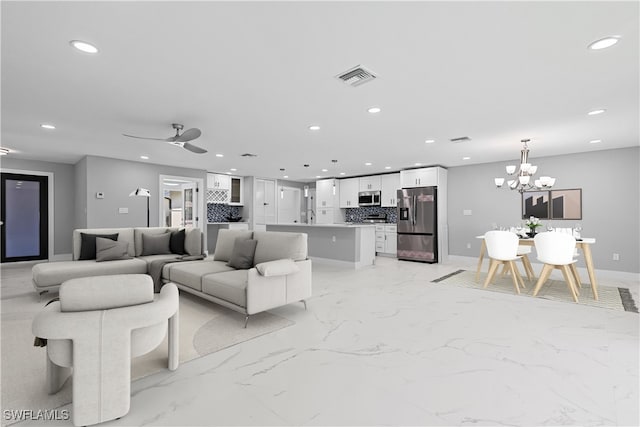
<box><xmin>50</xmin><ymin>253</ymin><xmax>73</xmax><ymax>261</ymax></box>
<box><xmin>310</xmin><ymin>256</ymin><xmax>373</xmax><ymax>269</ymax></box>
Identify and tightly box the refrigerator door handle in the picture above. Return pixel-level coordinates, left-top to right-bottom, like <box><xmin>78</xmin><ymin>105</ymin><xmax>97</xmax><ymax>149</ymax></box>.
<box><xmin>413</xmin><ymin>195</ymin><xmax>417</xmax><ymax>226</ymax></box>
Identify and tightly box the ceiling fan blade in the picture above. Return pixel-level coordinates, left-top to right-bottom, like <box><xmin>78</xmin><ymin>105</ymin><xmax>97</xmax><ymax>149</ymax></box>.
<box><xmin>183</xmin><ymin>142</ymin><xmax>207</xmax><ymax>154</ymax></box>
<box><xmin>175</xmin><ymin>128</ymin><xmax>201</xmax><ymax>142</ymax></box>
<box><xmin>123</xmin><ymin>133</ymin><xmax>173</xmax><ymax>142</ymax></box>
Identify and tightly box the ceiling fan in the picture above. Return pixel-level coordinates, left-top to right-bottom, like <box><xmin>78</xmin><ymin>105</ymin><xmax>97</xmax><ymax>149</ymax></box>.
<box><xmin>123</xmin><ymin>123</ymin><xmax>207</xmax><ymax>154</ymax></box>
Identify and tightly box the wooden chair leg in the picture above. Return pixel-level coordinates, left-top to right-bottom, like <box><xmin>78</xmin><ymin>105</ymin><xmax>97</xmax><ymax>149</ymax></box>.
<box><xmin>532</xmin><ymin>264</ymin><xmax>553</xmax><ymax>296</ymax></box>
<box><xmin>483</xmin><ymin>259</ymin><xmax>500</xmax><ymax>289</ymax></box>
<box><xmin>508</xmin><ymin>261</ymin><xmax>522</xmax><ymax>294</ymax></box>
<box><xmin>522</xmin><ymin>255</ymin><xmax>535</xmax><ymax>281</ymax></box>
<box><xmin>570</xmin><ymin>264</ymin><xmax>582</xmax><ymax>294</ymax></box>
<box><xmin>560</xmin><ymin>265</ymin><xmax>579</xmax><ymax>303</ymax></box>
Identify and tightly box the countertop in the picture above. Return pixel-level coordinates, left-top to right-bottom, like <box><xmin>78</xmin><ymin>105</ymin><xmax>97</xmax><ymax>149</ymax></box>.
<box><xmin>267</xmin><ymin>223</ymin><xmax>377</xmax><ymax>228</ymax></box>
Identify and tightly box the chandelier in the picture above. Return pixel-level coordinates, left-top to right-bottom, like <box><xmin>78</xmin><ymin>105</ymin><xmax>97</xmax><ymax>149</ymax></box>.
<box><xmin>494</xmin><ymin>139</ymin><xmax>556</xmax><ymax>193</ymax></box>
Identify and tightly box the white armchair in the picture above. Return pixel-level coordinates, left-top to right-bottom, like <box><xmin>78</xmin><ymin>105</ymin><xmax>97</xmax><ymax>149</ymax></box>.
<box><xmin>32</xmin><ymin>274</ymin><xmax>179</xmax><ymax>426</ymax></box>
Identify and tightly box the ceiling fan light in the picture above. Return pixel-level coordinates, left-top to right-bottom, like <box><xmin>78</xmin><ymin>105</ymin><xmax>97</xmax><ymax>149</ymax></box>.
<box><xmin>506</xmin><ymin>165</ymin><xmax>516</xmax><ymax>175</ymax></box>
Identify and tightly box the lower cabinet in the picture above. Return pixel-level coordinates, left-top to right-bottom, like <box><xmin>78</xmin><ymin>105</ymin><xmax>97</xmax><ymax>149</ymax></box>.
<box><xmin>375</xmin><ymin>224</ymin><xmax>397</xmax><ymax>256</ymax></box>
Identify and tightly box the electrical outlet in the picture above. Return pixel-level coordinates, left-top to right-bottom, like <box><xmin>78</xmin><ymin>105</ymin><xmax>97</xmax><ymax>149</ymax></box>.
<box><xmin>466</xmin><ymin>243</ymin><xmax>471</xmax><ymax>249</ymax></box>
<box><xmin>613</xmin><ymin>253</ymin><xmax>620</xmax><ymax>261</ymax></box>
<box><xmin>332</xmin><ymin>235</ymin><xmax>336</xmax><ymax>242</ymax></box>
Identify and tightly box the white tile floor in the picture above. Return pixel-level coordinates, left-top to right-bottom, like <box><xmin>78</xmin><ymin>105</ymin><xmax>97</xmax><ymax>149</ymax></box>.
<box><xmin>7</xmin><ymin>257</ymin><xmax>640</xmax><ymax>426</ymax></box>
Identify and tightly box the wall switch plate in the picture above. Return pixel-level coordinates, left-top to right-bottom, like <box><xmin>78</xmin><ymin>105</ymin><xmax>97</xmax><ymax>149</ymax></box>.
<box><xmin>118</xmin><ymin>207</ymin><xmax>129</xmax><ymax>214</ymax></box>
<box><xmin>466</xmin><ymin>243</ymin><xmax>471</xmax><ymax>249</ymax></box>
<box><xmin>96</xmin><ymin>192</ymin><xmax>104</xmax><ymax>199</ymax></box>
<box><xmin>613</xmin><ymin>253</ymin><xmax>620</xmax><ymax>261</ymax></box>
<box><xmin>463</xmin><ymin>209</ymin><xmax>472</xmax><ymax>216</ymax></box>
<box><xmin>332</xmin><ymin>236</ymin><xmax>336</xmax><ymax>242</ymax></box>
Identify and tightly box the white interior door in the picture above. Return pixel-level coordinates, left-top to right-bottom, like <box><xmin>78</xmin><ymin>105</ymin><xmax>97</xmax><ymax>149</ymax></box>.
<box><xmin>278</xmin><ymin>187</ymin><xmax>301</xmax><ymax>224</ymax></box>
<box><xmin>255</xmin><ymin>179</ymin><xmax>276</xmax><ymax>230</ymax></box>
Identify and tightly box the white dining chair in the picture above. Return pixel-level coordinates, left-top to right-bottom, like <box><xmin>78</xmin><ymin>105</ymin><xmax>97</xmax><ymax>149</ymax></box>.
<box><xmin>532</xmin><ymin>232</ymin><xmax>580</xmax><ymax>302</ymax></box>
<box><xmin>501</xmin><ymin>245</ymin><xmax>535</xmax><ymax>281</ymax></box>
<box><xmin>483</xmin><ymin>230</ymin><xmax>525</xmax><ymax>293</ymax></box>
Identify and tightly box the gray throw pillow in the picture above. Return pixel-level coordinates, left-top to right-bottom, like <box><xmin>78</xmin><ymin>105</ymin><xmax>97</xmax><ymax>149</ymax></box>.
<box><xmin>227</xmin><ymin>238</ymin><xmax>258</xmax><ymax>270</ymax></box>
<box><xmin>141</xmin><ymin>232</ymin><xmax>172</xmax><ymax>256</ymax></box>
<box><xmin>95</xmin><ymin>237</ymin><xmax>132</xmax><ymax>262</ymax></box>
<box><xmin>79</xmin><ymin>233</ymin><xmax>119</xmax><ymax>260</ymax></box>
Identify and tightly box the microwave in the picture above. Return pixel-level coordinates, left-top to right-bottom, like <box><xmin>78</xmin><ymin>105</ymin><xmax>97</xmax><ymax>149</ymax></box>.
<box><xmin>358</xmin><ymin>191</ymin><xmax>381</xmax><ymax>207</ymax></box>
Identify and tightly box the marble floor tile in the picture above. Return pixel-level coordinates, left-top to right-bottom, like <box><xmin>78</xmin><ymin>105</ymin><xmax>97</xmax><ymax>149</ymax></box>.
<box><xmin>6</xmin><ymin>257</ymin><xmax>639</xmax><ymax>426</ymax></box>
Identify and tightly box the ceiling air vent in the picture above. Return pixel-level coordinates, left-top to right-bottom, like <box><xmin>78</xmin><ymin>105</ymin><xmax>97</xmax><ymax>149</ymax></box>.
<box><xmin>450</xmin><ymin>136</ymin><xmax>471</xmax><ymax>143</ymax></box>
<box><xmin>241</xmin><ymin>153</ymin><xmax>258</xmax><ymax>157</ymax></box>
<box><xmin>336</xmin><ymin>65</ymin><xmax>377</xmax><ymax>87</ymax></box>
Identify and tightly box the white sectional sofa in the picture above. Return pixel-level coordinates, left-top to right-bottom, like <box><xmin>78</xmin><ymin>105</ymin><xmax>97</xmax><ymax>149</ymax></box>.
<box><xmin>162</xmin><ymin>229</ymin><xmax>312</xmax><ymax>325</ymax></box>
<box><xmin>32</xmin><ymin>227</ymin><xmax>203</xmax><ymax>294</ymax></box>
<box><xmin>33</xmin><ymin>228</ymin><xmax>312</xmax><ymax>325</ymax></box>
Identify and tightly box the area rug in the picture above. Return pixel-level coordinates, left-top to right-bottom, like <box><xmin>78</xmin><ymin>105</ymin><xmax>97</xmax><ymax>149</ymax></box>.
<box><xmin>1</xmin><ymin>266</ymin><xmax>293</xmax><ymax>426</ymax></box>
<box><xmin>433</xmin><ymin>270</ymin><xmax>638</xmax><ymax>313</ymax></box>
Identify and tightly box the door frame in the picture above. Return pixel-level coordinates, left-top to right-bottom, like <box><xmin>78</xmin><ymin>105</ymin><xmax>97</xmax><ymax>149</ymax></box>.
<box><xmin>158</xmin><ymin>175</ymin><xmax>204</xmax><ymax>232</ymax></box>
<box><xmin>0</xmin><ymin>168</ymin><xmax>54</xmax><ymax>261</ymax></box>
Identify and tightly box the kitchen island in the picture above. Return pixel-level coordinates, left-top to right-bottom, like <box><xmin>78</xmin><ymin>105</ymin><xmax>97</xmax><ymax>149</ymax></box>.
<box><xmin>266</xmin><ymin>223</ymin><xmax>376</xmax><ymax>269</ymax></box>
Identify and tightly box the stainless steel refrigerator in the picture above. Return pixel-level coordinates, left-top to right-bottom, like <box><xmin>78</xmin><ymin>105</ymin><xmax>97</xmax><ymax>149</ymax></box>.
<box><xmin>397</xmin><ymin>187</ymin><xmax>438</xmax><ymax>263</ymax></box>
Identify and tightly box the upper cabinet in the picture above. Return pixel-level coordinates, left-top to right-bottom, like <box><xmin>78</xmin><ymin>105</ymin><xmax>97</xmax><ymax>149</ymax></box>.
<box><xmin>316</xmin><ymin>178</ymin><xmax>339</xmax><ymax>208</ymax></box>
<box><xmin>339</xmin><ymin>178</ymin><xmax>359</xmax><ymax>208</ymax></box>
<box><xmin>400</xmin><ymin>167</ymin><xmax>440</xmax><ymax>188</ymax></box>
<box><xmin>207</xmin><ymin>173</ymin><xmax>243</xmax><ymax>205</ymax></box>
<box><xmin>380</xmin><ymin>173</ymin><xmax>401</xmax><ymax>207</ymax></box>
<box><xmin>207</xmin><ymin>173</ymin><xmax>230</xmax><ymax>190</ymax></box>
<box><xmin>359</xmin><ymin>176</ymin><xmax>381</xmax><ymax>191</ymax></box>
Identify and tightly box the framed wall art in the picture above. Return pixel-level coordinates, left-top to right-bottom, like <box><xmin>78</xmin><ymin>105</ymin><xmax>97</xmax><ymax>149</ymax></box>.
<box><xmin>550</xmin><ymin>188</ymin><xmax>582</xmax><ymax>220</ymax></box>
<box><xmin>522</xmin><ymin>191</ymin><xmax>550</xmax><ymax>219</ymax></box>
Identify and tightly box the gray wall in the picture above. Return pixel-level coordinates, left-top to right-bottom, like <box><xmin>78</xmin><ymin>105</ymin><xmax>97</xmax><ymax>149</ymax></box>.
<box><xmin>447</xmin><ymin>147</ymin><xmax>640</xmax><ymax>273</ymax></box>
<box><xmin>74</xmin><ymin>157</ymin><xmax>87</xmax><ymax>229</ymax></box>
<box><xmin>1</xmin><ymin>158</ymin><xmax>75</xmax><ymax>255</ymax></box>
<box><xmin>80</xmin><ymin>156</ymin><xmax>207</xmax><ymax>228</ymax></box>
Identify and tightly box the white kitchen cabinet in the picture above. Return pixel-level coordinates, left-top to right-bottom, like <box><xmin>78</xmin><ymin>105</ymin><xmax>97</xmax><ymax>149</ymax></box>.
<box><xmin>315</xmin><ymin>207</ymin><xmax>333</xmax><ymax>224</ymax></box>
<box><xmin>380</xmin><ymin>173</ymin><xmax>400</xmax><ymax>207</ymax></box>
<box><xmin>207</xmin><ymin>173</ymin><xmax>230</xmax><ymax>190</ymax></box>
<box><xmin>316</xmin><ymin>178</ymin><xmax>339</xmax><ymax>208</ymax></box>
<box><xmin>400</xmin><ymin>168</ymin><xmax>440</xmax><ymax>188</ymax></box>
<box><xmin>359</xmin><ymin>175</ymin><xmax>381</xmax><ymax>191</ymax></box>
<box><xmin>339</xmin><ymin>177</ymin><xmax>359</xmax><ymax>208</ymax></box>
<box><xmin>375</xmin><ymin>224</ymin><xmax>397</xmax><ymax>256</ymax></box>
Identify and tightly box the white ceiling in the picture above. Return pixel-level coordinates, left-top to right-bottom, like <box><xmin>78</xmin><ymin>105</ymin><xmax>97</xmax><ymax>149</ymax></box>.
<box><xmin>2</xmin><ymin>1</ymin><xmax>638</xmax><ymax>182</ymax></box>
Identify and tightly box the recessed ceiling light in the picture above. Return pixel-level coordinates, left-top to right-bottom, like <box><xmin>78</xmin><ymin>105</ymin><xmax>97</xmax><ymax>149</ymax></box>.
<box><xmin>309</xmin><ymin>125</ymin><xmax>320</xmax><ymax>131</ymax></box>
<box><xmin>40</xmin><ymin>124</ymin><xmax>56</xmax><ymax>130</ymax></box>
<box><xmin>462</xmin><ymin>156</ymin><xmax>471</xmax><ymax>160</ymax></box>
<box><xmin>367</xmin><ymin>107</ymin><xmax>381</xmax><ymax>114</ymax></box>
<box><xmin>365</xmin><ymin>162</ymin><xmax>372</xmax><ymax>166</ymax></box>
<box><xmin>425</xmin><ymin>139</ymin><xmax>435</xmax><ymax>144</ymax></box>
<box><xmin>414</xmin><ymin>163</ymin><xmax>422</xmax><ymax>166</ymax></box>
<box><xmin>216</xmin><ymin>154</ymin><xmax>224</xmax><ymax>157</ymax></box>
<box><xmin>0</xmin><ymin>148</ymin><xmax>10</xmax><ymax>156</ymax></box>
<box><xmin>339</xmin><ymin>172</ymin><xmax>346</xmax><ymax>176</ymax></box>
<box><xmin>587</xmin><ymin>109</ymin><xmax>606</xmax><ymax>116</ymax></box>
<box><xmin>226</xmin><ymin>172</ymin><xmax>232</xmax><ymax>175</ymax></box>
<box><xmin>321</xmin><ymin>169</ymin><xmax>328</xmax><ymax>172</ymax></box>
<box><xmin>140</xmin><ymin>155</ymin><xmax>149</xmax><ymax>160</ymax></box>
<box><xmin>384</xmin><ymin>166</ymin><xmax>391</xmax><ymax>170</ymax></box>
<box><xmin>230</xmin><ymin>168</ymin><xmax>237</xmax><ymax>171</ymax></box>
<box><xmin>283</xmin><ymin>175</ymin><xmax>289</xmax><ymax>178</ymax></box>
<box><xmin>589</xmin><ymin>139</ymin><xmax>602</xmax><ymax>144</ymax></box>
<box><xmin>69</xmin><ymin>40</ymin><xmax>98</xmax><ymax>54</ymax></box>
<box><xmin>315</xmin><ymin>175</ymin><xmax>321</xmax><ymax>178</ymax></box>
<box><xmin>164</xmin><ymin>182</ymin><xmax>179</xmax><ymax>186</ymax></box>
<box><xmin>588</xmin><ymin>36</ymin><xmax>620</xmax><ymax>50</ymax></box>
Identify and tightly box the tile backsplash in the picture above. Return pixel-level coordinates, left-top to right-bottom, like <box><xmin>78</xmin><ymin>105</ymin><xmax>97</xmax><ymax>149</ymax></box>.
<box><xmin>345</xmin><ymin>206</ymin><xmax>397</xmax><ymax>223</ymax></box>
<box><xmin>207</xmin><ymin>204</ymin><xmax>242</xmax><ymax>223</ymax></box>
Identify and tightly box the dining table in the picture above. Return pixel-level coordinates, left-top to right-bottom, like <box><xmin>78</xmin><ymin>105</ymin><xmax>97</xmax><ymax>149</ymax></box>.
<box><xmin>474</xmin><ymin>235</ymin><xmax>599</xmax><ymax>300</ymax></box>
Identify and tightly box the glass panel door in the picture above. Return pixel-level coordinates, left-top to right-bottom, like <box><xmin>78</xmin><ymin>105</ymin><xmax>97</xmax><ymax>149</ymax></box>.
<box><xmin>1</xmin><ymin>173</ymin><xmax>48</xmax><ymax>262</ymax></box>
